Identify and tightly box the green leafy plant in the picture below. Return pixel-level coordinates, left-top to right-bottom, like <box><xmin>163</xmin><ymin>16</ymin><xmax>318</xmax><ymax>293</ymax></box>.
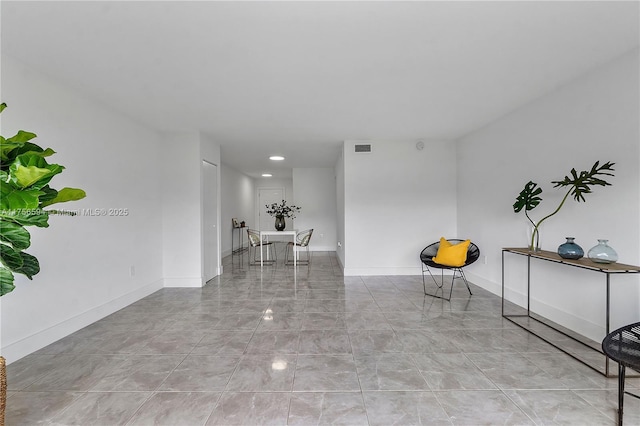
<box><xmin>0</xmin><ymin>103</ymin><xmax>86</xmax><ymax>296</ymax></box>
<box><xmin>265</xmin><ymin>200</ymin><xmax>301</xmax><ymax>219</ymax></box>
<box><xmin>513</xmin><ymin>161</ymin><xmax>615</xmax><ymax>251</ymax></box>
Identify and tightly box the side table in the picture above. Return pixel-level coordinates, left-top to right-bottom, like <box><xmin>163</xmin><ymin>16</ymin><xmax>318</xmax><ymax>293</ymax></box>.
<box><xmin>232</xmin><ymin>226</ymin><xmax>247</xmax><ymax>255</ymax></box>
<box><xmin>502</xmin><ymin>247</ymin><xmax>640</xmax><ymax>376</ymax></box>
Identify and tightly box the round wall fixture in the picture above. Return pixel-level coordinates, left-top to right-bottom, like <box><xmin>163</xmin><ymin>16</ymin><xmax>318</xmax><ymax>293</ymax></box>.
<box><xmin>416</xmin><ymin>141</ymin><xmax>425</xmax><ymax>151</ymax></box>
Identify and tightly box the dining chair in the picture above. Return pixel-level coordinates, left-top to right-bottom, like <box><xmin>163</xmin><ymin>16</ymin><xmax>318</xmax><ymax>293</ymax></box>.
<box><xmin>285</xmin><ymin>229</ymin><xmax>313</xmax><ymax>266</ymax></box>
<box><xmin>247</xmin><ymin>229</ymin><xmax>277</xmax><ymax>265</ymax></box>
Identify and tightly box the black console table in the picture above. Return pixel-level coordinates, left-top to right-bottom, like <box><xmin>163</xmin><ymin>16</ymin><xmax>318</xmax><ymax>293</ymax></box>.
<box><xmin>502</xmin><ymin>247</ymin><xmax>640</xmax><ymax>377</ymax></box>
<box><xmin>232</xmin><ymin>226</ymin><xmax>247</xmax><ymax>255</ymax></box>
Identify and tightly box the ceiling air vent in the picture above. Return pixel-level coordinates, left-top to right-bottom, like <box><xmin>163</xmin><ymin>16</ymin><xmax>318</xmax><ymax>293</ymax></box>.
<box><xmin>354</xmin><ymin>144</ymin><xmax>372</xmax><ymax>153</ymax></box>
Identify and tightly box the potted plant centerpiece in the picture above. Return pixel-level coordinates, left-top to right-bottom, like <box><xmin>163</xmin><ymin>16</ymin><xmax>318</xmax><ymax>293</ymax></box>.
<box><xmin>513</xmin><ymin>160</ymin><xmax>615</xmax><ymax>251</ymax></box>
<box><xmin>265</xmin><ymin>200</ymin><xmax>301</xmax><ymax>231</ymax></box>
<box><xmin>0</xmin><ymin>103</ymin><xmax>86</xmax><ymax>424</ymax></box>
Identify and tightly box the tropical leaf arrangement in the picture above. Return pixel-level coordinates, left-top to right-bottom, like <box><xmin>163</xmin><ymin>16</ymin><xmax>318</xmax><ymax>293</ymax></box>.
<box><xmin>0</xmin><ymin>103</ymin><xmax>86</xmax><ymax>296</ymax></box>
<box><xmin>265</xmin><ymin>200</ymin><xmax>301</xmax><ymax>219</ymax></box>
<box><xmin>513</xmin><ymin>160</ymin><xmax>615</xmax><ymax>251</ymax></box>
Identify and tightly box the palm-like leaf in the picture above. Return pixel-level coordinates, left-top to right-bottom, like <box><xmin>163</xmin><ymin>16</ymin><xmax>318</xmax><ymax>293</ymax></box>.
<box><xmin>513</xmin><ymin>181</ymin><xmax>542</xmax><ymax>213</ymax></box>
<box><xmin>551</xmin><ymin>161</ymin><xmax>615</xmax><ymax>202</ymax></box>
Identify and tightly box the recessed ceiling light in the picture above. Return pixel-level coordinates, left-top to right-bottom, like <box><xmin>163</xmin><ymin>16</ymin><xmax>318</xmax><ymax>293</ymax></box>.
<box><xmin>262</xmin><ymin>173</ymin><xmax>272</xmax><ymax>177</ymax></box>
<box><xmin>269</xmin><ymin>155</ymin><xmax>285</xmax><ymax>161</ymax></box>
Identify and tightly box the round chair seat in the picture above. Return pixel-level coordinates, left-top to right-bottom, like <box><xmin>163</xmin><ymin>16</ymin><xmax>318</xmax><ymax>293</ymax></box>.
<box><xmin>420</xmin><ymin>239</ymin><xmax>480</xmax><ymax>269</ymax></box>
<box><xmin>419</xmin><ymin>239</ymin><xmax>480</xmax><ymax>300</ymax></box>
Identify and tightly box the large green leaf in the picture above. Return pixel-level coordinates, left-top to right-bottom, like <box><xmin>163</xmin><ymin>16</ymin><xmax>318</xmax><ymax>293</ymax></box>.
<box><xmin>41</xmin><ymin>187</ymin><xmax>86</xmax><ymax>207</ymax></box>
<box><xmin>0</xmin><ymin>136</ymin><xmax>25</xmax><ymax>162</ymax></box>
<box><xmin>12</xmin><ymin>142</ymin><xmax>55</xmax><ymax>158</ymax></box>
<box><xmin>9</xmin><ymin>153</ymin><xmax>64</xmax><ymax>189</ymax></box>
<box><xmin>1</xmin><ymin>140</ymin><xmax>52</xmax><ymax>167</ymax></box>
<box><xmin>7</xmin><ymin>130</ymin><xmax>37</xmax><ymax>144</ymax></box>
<box><xmin>1</xmin><ymin>130</ymin><xmax>37</xmax><ymax>162</ymax></box>
<box><xmin>0</xmin><ymin>182</ymin><xmax>50</xmax><ymax>226</ymax></box>
<box><xmin>38</xmin><ymin>186</ymin><xmax>59</xmax><ymax>204</ymax></box>
<box><xmin>1</xmin><ymin>210</ymin><xmax>50</xmax><ymax>228</ymax></box>
<box><xmin>0</xmin><ymin>219</ymin><xmax>31</xmax><ymax>250</ymax></box>
<box><xmin>552</xmin><ymin>161</ymin><xmax>616</xmax><ymax>203</ymax></box>
<box><xmin>0</xmin><ymin>103</ymin><xmax>85</xmax><ymax>297</ymax></box>
<box><xmin>0</xmin><ymin>243</ymin><xmax>24</xmax><ymax>271</ymax></box>
<box><xmin>14</xmin><ymin>251</ymin><xmax>39</xmax><ymax>279</ymax></box>
<box><xmin>12</xmin><ymin>164</ymin><xmax>54</xmax><ymax>188</ymax></box>
<box><xmin>0</xmin><ymin>180</ymin><xmax>43</xmax><ymax>210</ymax></box>
<box><xmin>513</xmin><ymin>181</ymin><xmax>542</xmax><ymax>213</ymax></box>
<box><xmin>0</xmin><ymin>266</ymin><xmax>15</xmax><ymax>296</ymax></box>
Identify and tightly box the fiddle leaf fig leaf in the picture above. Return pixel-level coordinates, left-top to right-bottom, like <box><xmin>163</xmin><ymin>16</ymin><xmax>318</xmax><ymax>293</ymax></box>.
<box><xmin>41</xmin><ymin>187</ymin><xmax>86</xmax><ymax>207</ymax></box>
<box><xmin>0</xmin><ymin>180</ymin><xmax>43</xmax><ymax>210</ymax></box>
<box><xmin>14</xmin><ymin>251</ymin><xmax>40</xmax><ymax>279</ymax></box>
<box><xmin>0</xmin><ymin>137</ymin><xmax>25</xmax><ymax>162</ymax></box>
<box><xmin>513</xmin><ymin>181</ymin><xmax>542</xmax><ymax>213</ymax></box>
<box><xmin>7</xmin><ymin>130</ymin><xmax>37</xmax><ymax>144</ymax></box>
<box><xmin>0</xmin><ymin>220</ymin><xmax>31</xmax><ymax>250</ymax></box>
<box><xmin>38</xmin><ymin>186</ymin><xmax>59</xmax><ymax>204</ymax></box>
<box><xmin>13</xmin><ymin>142</ymin><xmax>55</xmax><ymax>158</ymax></box>
<box><xmin>12</xmin><ymin>165</ymin><xmax>54</xmax><ymax>188</ymax></box>
<box><xmin>0</xmin><ymin>266</ymin><xmax>15</xmax><ymax>296</ymax></box>
<box><xmin>7</xmin><ymin>210</ymin><xmax>50</xmax><ymax>228</ymax></box>
<box><xmin>9</xmin><ymin>153</ymin><xmax>64</xmax><ymax>189</ymax></box>
<box><xmin>0</xmin><ymin>102</ymin><xmax>83</xmax><ymax>296</ymax></box>
<box><xmin>0</xmin><ymin>243</ymin><xmax>24</xmax><ymax>271</ymax></box>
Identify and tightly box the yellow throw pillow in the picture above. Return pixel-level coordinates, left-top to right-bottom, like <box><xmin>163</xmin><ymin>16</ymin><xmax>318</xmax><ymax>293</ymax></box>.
<box><xmin>432</xmin><ymin>237</ymin><xmax>471</xmax><ymax>267</ymax></box>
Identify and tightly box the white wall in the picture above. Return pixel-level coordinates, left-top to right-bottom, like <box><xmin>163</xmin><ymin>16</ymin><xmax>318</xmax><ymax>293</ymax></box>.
<box><xmin>335</xmin><ymin>149</ymin><xmax>346</xmax><ymax>268</ymax></box>
<box><xmin>292</xmin><ymin>168</ymin><xmax>338</xmax><ymax>251</ymax></box>
<box><xmin>161</xmin><ymin>131</ymin><xmax>220</xmax><ymax>287</ymax></box>
<box><xmin>457</xmin><ymin>48</ymin><xmax>640</xmax><ymax>340</ymax></box>
<box><xmin>220</xmin><ymin>163</ymin><xmax>255</xmax><ymax>257</ymax></box>
<box><xmin>343</xmin><ymin>139</ymin><xmax>458</xmax><ymax>275</ymax></box>
<box><xmin>200</xmin><ymin>133</ymin><xmax>222</xmax><ymax>278</ymax></box>
<box><xmin>1</xmin><ymin>56</ymin><xmax>164</xmax><ymax>362</ymax></box>
<box><xmin>161</xmin><ymin>132</ymin><xmax>203</xmax><ymax>287</ymax></box>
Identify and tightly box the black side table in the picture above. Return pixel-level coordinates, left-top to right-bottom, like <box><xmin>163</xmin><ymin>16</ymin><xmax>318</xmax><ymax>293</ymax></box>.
<box><xmin>602</xmin><ymin>322</ymin><xmax>640</xmax><ymax>425</ymax></box>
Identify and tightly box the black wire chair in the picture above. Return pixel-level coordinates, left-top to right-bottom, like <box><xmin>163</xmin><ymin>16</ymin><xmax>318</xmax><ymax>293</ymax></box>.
<box><xmin>602</xmin><ymin>322</ymin><xmax>640</xmax><ymax>426</ymax></box>
<box><xmin>419</xmin><ymin>239</ymin><xmax>480</xmax><ymax>300</ymax></box>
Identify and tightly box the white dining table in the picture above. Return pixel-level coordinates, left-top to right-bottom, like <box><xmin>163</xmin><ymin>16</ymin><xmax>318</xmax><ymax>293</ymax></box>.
<box><xmin>259</xmin><ymin>230</ymin><xmax>298</xmax><ymax>268</ymax></box>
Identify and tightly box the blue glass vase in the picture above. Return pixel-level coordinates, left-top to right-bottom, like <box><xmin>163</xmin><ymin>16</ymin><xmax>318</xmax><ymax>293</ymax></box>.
<box><xmin>557</xmin><ymin>237</ymin><xmax>584</xmax><ymax>260</ymax></box>
<box><xmin>587</xmin><ymin>239</ymin><xmax>618</xmax><ymax>264</ymax></box>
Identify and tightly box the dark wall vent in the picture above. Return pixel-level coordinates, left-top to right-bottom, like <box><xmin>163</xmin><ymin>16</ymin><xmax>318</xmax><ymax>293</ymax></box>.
<box><xmin>354</xmin><ymin>144</ymin><xmax>372</xmax><ymax>153</ymax></box>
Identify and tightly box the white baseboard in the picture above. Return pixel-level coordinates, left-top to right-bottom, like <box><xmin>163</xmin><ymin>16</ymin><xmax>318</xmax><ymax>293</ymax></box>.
<box><xmin>163</xmin><ymin>277</ymin><xmax>204</xmax><ymax>287</ymax></box>
<box><xmin>344</xmin><ymin>266</ymin><xmax>425</xmax><ymax>276</ymax></box>
<box><xmin>465</xmin><ymin>272</ymin><xmax>502</xmax><ymax>297</ymax></box>
<box><xmin>309</xmin><ymin>245</ymin><xmax>339</xmax><ymax>252</ymax></box>
<box><xmin>3</xmin><ymin>279</ymin><xmax>164</xmax><ymax>364</ymax></box>
<box><xmin>465</xmin><ymin>272</ymin><xmax>604</xmax><ymax>341</ymax></box>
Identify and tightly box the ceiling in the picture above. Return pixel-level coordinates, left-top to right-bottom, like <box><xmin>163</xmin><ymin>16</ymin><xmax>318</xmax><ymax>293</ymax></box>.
<box><xmin>2</xmin><ymin>1</ymin><xmax>638</xmax><ymax>179</ymax></box>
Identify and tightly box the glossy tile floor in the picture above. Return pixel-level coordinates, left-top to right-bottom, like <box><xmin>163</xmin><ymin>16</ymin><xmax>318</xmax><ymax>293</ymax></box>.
<box><xmin>6</xmin><ymin>249</ymin><xmax>640</xmax><ymax>425</ymax></box>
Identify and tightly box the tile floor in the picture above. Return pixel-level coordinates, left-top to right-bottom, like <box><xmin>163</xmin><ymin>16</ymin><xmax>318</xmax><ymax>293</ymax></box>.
<box><xmin>5</xmin><ymin>249</ymin><xmax>640</xmax><ymax>425</ymax></box>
